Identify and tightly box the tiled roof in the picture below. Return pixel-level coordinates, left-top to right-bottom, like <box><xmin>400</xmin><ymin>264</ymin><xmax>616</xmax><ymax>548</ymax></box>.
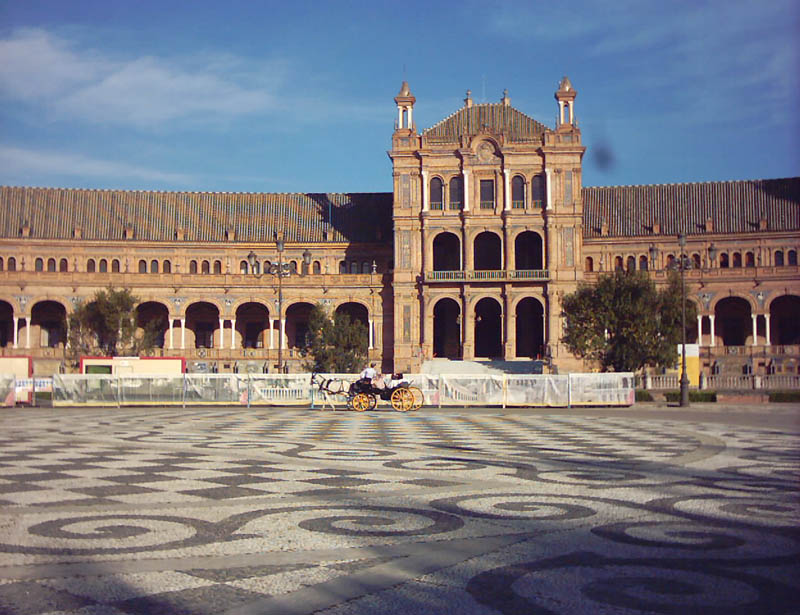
<box><xmin>423</xmin><ymin>103</ymin><xmax>548</xmax><ymax>144</ymax></box>
<box><xmin>0</xmin><ymin>187</ymin><xmax>393</xmax><ymax>243</ymax></box>
<box><xmin>582</xmin><ymin>177</ymin><xmax>800</xmax><ymax>238</ymax></box>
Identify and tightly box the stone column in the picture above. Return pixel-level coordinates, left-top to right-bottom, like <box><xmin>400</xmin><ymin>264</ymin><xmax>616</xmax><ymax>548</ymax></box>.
<box><xmin>13</xmin><ymin>313</ymin><xmax>18</xmax><ymax>349</ymax></box>
<box><xmin>462</xmin><ymin>169</ymin><xmax>470</xmax><ymax>212</ymax></box>
<box><xmin>368</xmin><ymin>319</ymin><xmax>374</xmax><ymax>349</ymax></box>
<box><xmin>168</xmin><ymin>318</ymin><xmax>173</xmax><ymax>350</ymax></box>
<box><xmin>709</xmin><ymin>315</ymin><xmax>715</xmax><ymax>347</ymax></box>
<box><xmin>697</xmin><ymin>314</ymin><xmax>703</xmax><ymax>346</ymax></box>
<box><xmin>230</xmin><ymin>319</ymin><xmax>236</xmax><ymax>350</ymax></box>
<box><xmin>765</xmin><ymin>313</ymin><xmax>771</xmax><ymax>346</ymax></box>
<box><xmin>421</xmin><ymin>170</ymin><xmax>429</xmax><ymax>212</ymax></box>
<box><xmin>219</xmin><ymin>318</ymin><xmax>224</xmax><ymax>349</ymax></box>
<box><xmin>25</xmin><ymin>316</ymin><xmax>30</xmax><ymax>349</ymax></box>
<box><xmin>503</xmin><ymin>169</ymin><xmax>511</xmax><ymax>211</ymax></box>
<box><xmin>751</xmin><ymin>314</ymin><xmax>758</xmax><ymax>346</ymax></box>
<box><xmin>462</xmin><ymin>296</ymin><xmax>474</xmax><ymax>360</ymax></box>
<box><xmin>180</xmin><ymin>318</ymin><xmax>186</xmax><ymax>350</ymax></box>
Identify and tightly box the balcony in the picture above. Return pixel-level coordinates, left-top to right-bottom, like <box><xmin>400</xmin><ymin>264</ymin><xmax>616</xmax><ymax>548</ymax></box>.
<box><xmin>424</xmin><ymin>269</ymin><xmax>549</xmax><ymax>283</ymax></box>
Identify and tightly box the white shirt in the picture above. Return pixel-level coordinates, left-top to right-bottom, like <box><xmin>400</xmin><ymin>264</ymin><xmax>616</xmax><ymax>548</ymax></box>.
<box><xmin>360</xmin><ymin>366</ymin><xmax>377</xmax><ymax>380</ymax></box>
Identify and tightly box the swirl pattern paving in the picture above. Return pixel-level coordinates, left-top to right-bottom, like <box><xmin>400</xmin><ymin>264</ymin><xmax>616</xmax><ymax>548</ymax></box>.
<box><xmin>0</xmin><ymin>405</ymin><xmax>797</xmax><ymax>614</ymax></box>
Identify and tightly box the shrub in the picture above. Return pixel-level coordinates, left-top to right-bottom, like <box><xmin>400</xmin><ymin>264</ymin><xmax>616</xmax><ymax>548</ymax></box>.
<box><xmin>768</xmin><ymin>391</ymin><xmax>800</xmax><ymax>403</ymax></box>
<box><xmin>635</xmin><ymin>389</ymin><xmax>654</xmax><ymax>402</ymax></box>
<box><xmin>664</xmin><ymin>390</ymin><xmax>717</xmax><ymax>402</ymax></box>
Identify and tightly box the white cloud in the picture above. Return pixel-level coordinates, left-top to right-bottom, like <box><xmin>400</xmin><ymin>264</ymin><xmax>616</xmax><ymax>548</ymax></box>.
<box><xmin>0</xmin><ymin>145</ymin><xmax>192</xmax><ymax>184</ymax></box>
<box><xmin>0</xmin><ymin>28</ymin><xmax>280</xmax><ymax>127</ymax></box>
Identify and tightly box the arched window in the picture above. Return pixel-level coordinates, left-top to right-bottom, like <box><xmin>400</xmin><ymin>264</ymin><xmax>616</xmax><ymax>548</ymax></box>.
<box><xmin>626</xmin><ymin>255</ymin><xmax>636</xmax><ymax>271</ymax></box>
<box><xmin>531</xmin><ymin>175</ymin><xmax>545</xmax><ymax>207</ymax></box>
<box><xmin>639</xmin><ymin>255</ymin><xmax>649</xmax><ymax>271</ymax></box>
<box><xmin>289</xmin><ymin>261</ymin><xmax>298</xmax><ymax>274</ymax></box>
<box><xmin>59</xmin><ymin>258</ymin><xmax>68</xmax><ymax>272</ymax></box>
<box><xmin>151</xmin><ymin>259</ymin><xmax>159</xmax><ymax>273</ymax></box>
<box><xmin>789</xmin><ymin>250</ymin><xmax>798</xmax><ymax>266</ymax></box>
<box><xmin>362</xmin><ymin>261</ymin><xmax>371</xmax><ymax>273</ymax></box>
<box><xmin>47</xmin><ymin>258</ymin><xmax>56</xmax><ymax>272</ymax></box>
<box><xmin>666</xmin><ymin>254</ymin><xmax>676</xmax><ymax>268</ymax></box>
<box><xmin>614</xmin><ymin>256</ymin><xmax>623</xmax><ymax>271</ymax></box>
<box><xmin>35</xmin><ymin>258</ymin><xmax>43</xmax><ymax>272</ymax></box>
<box><xmin>213</xmin><ymin>260</ymin><xmax>222</xmax><ymax>274</ymax></box>
<box><xmin>163</xmin><ymin>260</ymin><xmax>171</xmax><ymax>273</ymax></box>
<box><xmin>430</xmin><ymin>177</ymin><xmax>443</xmax><ymax>210</ymax></box>
<box><xmin>8</xmin><ymin>257</ymin><xmax>17</xmax><ymax>271</ymax></box>
<box><xmin>111</xmin><ymin>259</ymin><xmax>120</xmax><ymax>273</ymax></box>
<box><xmin>138</xmin><ymin>259</ymin><xmax>147</xmax><ymax>273</ymax></box>
<box><xmin>350</xmin><ymin>261</ymin><xmax>358</xmax><ymax>274</ymax></box>
<box><xmin>190</xmin><ymin>260</ymin><xmax>198</xmax><ymax>274</ymax></box>
<box><xmin>732</xmin><ymin>252</ymin><xmax>742</xmax><ymax>268</ymax></box>
<box><xmin>692</xmin><ymin>253</ymin><xmax>701</xmax><ymax>269</ymax></box>
<box><xmin>87</xmin><ymin>259</ymin><xmax>96</xmax><ymax>273</ymax></box>
<box><xmin>239</xmin><ymin>260</ymin><xmax>248</xmax><ymax>274</ymax></box>
<box><xmin>745</xmin><ymin>252</ymin><xmax>755</xmax><ymax>267</ymax></box>
<box><xmin>0</xmin><ymin>257</ymin><xmax>3</xmax><ymax>271</ymax></box>
<box><xmin>99</xmin><ymin>259</ymin><xmax>108</xmax><ymax>272</ymax></box>
<box><xmin>774</xmin><ymin>250</ymin><xmax>784</xmax><ymax>266</ymax></box>
<box><xmin>201</xmin><ymin>260</ymin><xmax>210</xmax><ymax>274</ymax></box>
<box><xmin>339</xmin><ymin>261</ymin><xmax>347</xmax><ymax>274</ymax></box>
<box><xmin>511</xmin><ymin>175</ymin><xmax>525</xmax><ymax>208</ymax></box>
<box><xmin>449</xmin><ymin>176</ymin><xmax>463</xmax><ymax>210</ymax></box>
<box><xmin>720</xmin><ymin>253</ymin><xmax>729</xmax><ymax>268</ymax></box>
<box><xmin>313</xmin><ymin>261</ymin><xmax>321</xmax><ymax>274</ymax></box>
<box><xmin>585</xmin><ymin>256</ymin><xmax>594</xmax><ymax>272</ymax></box>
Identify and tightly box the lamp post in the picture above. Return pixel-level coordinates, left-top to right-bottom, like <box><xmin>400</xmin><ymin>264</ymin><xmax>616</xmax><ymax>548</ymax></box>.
<box><xmin>248</xmin><ymin>240</ymin><xmax>312</xmax><ymax>373</ymax></box>
<box><xmin>676</xmin><ymin>233</ymin><xmax>690</xmax><ymax>407</ymax></box>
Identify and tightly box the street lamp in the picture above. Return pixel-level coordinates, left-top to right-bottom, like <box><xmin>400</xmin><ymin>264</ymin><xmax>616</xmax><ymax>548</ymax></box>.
<box><xmin>248</xmin><ymin>240</ymin><xmax>312</xmax><ymax>373</ymax></box>
<box><xmin>673</xmin><ymin>233</ymin><xmax>690</xmax><ymax>407</ymax></box>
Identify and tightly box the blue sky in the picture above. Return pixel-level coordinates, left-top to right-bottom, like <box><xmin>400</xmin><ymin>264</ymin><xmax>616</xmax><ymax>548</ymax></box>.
<box><xmin>1</xmin><ymin>0</ymin><xmax>798</xmax><ymax>193</ymax></box>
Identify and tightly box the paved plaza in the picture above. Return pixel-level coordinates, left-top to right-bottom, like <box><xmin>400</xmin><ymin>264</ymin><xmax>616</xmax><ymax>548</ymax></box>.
<box><xmin>0</xmin><ymin>403</ymin><xmax>798</xmax><ymax>614</ymax></box>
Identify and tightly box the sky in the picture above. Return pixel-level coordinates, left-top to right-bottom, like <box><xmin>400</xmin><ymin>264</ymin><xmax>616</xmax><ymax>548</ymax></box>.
<box><xmin>1</xmin><ymin>0</ymin><xmax>798</xmax><ymax>194</ymax></box>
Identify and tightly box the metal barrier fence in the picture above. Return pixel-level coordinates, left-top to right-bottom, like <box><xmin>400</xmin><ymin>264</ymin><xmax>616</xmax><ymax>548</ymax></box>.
<box><xmin>40</xmin><ymin>372</ymin><xmax>635</xmax><ymax>408</ymax></box>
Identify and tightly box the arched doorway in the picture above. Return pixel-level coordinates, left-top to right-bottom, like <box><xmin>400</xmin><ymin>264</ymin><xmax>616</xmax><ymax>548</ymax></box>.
<box><xmin>336</xmin><ymin>302</ymin><xmax>368</xmax><ymax>328</ymax></box>
<box><xmin>236</xmin><ymin>302</ymin><xmax>271</xmax><ymax>349</ymax></box>
<box><xmin>31</xmin><ymin>301</ymin><xmax>66</xmax><ymax>348</ymax></box>
<box><xmin>770</xmin><ymin>295</ymin><xmax>800</xmax><ymax>345</ymax></box>
<box><xmin>515</xmin><ymin>297</ymin><xmax>544</xmax><ymax>358</ymax></box>
<box><xmin>714</xmin><ymin>297</ymin><xmax>751</xmax><ymax>346</ymax></box>
<box><xmin>136</xmin><ymin>302</ymin><xmax>168</xmax><ymax>349</ymax></box>
<box><xmin>186</xmin><ymin>302</ymin><xmax>219</xmax><ymax>349</ymax></box>
<box><xmin>514</xmin><ymin>231</ymin><xmax>543</xmax><ymax>270</ymax></box>
<box><xmin>433</xmin><ymin>298</ymin><xmax>461</xmax><ymax>358</ymax></box>
<box><xmin>0</xmin><ymin>300</ymin><xmax>13</xmax><ymax>347</ymax></box>
<box><xmin>432</xmin><ymin>232</ymin><xmax>461</xmax><ymax>271</ymax></box>
<box><xmin>473</xmin><ymin>232</ymin><xmax>502</xmax><ymax>271</ymax></box>
<box><xmin>285</xmin><ymin>302</ymin><xmax>314</xmax><ymax>352</ymax></box>
<box><xmin>474</xmin><ymin>297</ymin><xmax>502</xmax><ymax>358</ymax></box>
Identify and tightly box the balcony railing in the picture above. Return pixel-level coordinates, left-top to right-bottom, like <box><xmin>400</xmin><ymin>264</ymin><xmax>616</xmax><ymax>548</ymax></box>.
<box><xmin>424</xmin><ymin>269</ymin><xmax>549</xmax><ymax>282</ymax></box>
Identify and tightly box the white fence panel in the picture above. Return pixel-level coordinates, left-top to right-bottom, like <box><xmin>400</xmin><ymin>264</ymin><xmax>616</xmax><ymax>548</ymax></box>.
<box><xmin>249</xmin><ymin>375</ymin><xmax>310</xmax><ymax>405</ymax></box>
<box><xmin>762</xmin><ymin>375</ymin><xmax>800</xmax><ymax>390</ymax></box>
<box><xmin>119</xmin><ymin>374</ymin><xmax>185</xmax><ymax>405</ymax></box>
<box><xmin>569</xmin><ymin>373</ymin><xmax>636</xmax><ymax>406</ymax></box>
<box><xmin>504</xmin><ymin>375</ymin><xmax>569</xmax><ymax>407</ymax></box>
<box><xmin>0</xmin><ymin>375</ymin><xmax>15</xmax><ymax>406</ymax></box>
<box><xmin>53</xmin><ymin>374</ymin><xmax>119</xmax><ymax>406</ymax></box>
<box><xmin>439</xmin><ymin>375</ymin><xmax>505</xmax><ymax>406</ymax></box>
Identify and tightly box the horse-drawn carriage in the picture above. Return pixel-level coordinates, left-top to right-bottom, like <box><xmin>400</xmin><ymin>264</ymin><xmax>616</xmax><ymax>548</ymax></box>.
<box><xmin>311</xmin><ymin>373</ymin><xmax>423</xmax><ymax>411</ymax></box>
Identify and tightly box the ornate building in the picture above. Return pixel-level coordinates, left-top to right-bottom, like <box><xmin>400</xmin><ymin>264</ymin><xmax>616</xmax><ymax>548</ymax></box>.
<box><xmin>1</xmin><ymin>78</ymin><xmax>799</xmax><ymax>376</ymax></box>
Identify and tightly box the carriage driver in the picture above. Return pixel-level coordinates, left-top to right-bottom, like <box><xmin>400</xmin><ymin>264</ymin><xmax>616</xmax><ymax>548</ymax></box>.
<box><xmin>359</xmin><ymin>363</ymin><xmax>378</xmax><ymax>384</ymax></box>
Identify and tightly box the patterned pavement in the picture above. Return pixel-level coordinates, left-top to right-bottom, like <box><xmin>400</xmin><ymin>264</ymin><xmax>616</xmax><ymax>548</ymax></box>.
<box><xmin>0</xmin><ymin>406</ymin><xmax>798</xmax><ymax>614</ymax></box>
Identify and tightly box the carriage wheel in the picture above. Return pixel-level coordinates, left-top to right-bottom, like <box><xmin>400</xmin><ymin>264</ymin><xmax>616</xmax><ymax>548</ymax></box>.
<box><xmin>368</xmin><ymin>394</ymin><xmax>378</xmax><ymax>410</ymax></box>
<box><xmin>391</xmin><ymin>388</ymin><xmax>414</xmax><ymax>412</ymax></box>
<box><xmin>407</xmin><ymin>386</ymin><xmax>424</xmax><ymax>410</ymax></box>
<box><xmin>352</xmin><ymin>393</ymin><xmax>371</xmax><ymax>412</ymax></box>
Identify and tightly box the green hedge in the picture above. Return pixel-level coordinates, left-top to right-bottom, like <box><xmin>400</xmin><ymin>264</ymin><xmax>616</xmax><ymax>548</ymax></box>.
<box><xmin>635</xmin><ymin>390</ymin><xmax>654</xmax><ymax>402</ymax></box>
<box><xmin>768</xmin><ymin>391</ymin><xmax>800</xmax><ymax>403</ymax></box>
<box><xmin>664</xmin><ymin>390</ymin><xmax>717</xmax><ymax>402</ymax></box>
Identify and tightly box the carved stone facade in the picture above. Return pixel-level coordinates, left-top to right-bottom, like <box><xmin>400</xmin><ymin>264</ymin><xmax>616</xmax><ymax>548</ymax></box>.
<box><xmin>1</xmin><ymin>78</ymin><xmax>799</xmax><ymax>376</ymax></box>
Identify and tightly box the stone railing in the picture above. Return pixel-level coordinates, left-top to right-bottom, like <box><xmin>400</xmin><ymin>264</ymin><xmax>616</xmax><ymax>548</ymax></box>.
<box><xmin>424</xmin><ymin>269</ymin><xmax>549</xmax><ymax>283</ymax></box>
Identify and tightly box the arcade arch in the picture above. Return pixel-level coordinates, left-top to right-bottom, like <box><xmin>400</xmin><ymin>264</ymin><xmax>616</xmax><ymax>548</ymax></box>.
<box><xmin>432</xmin><ymin>232</ymin><xmax>461</xmax><ymax>271</ymax></box>
<box><xmin>514</xmin><ymin>231</ymin><xmax>543</xmax><ymax>270</ymax></box>
<box><xmin>515</xmin><ymin>297</ymin><xmax>545</xmax><ymax>358</ymax></box>
<box><xmin>474</xmin><ymin>232</ymin><xmax>502</xmax><ymax>270</ymax></box>
<box><xmin>433</xmin><ymin>297</ymin><xmax>461</xmax><ymax>359</ymax></box>
<box><xmin>474</xmin><ymin>297</ymin><xmax>502</xmax><ymax>358</ymax></box>
<box><xmin>135</xmin><ymin>302</ymin><xmax>169</xmax><ymax>349</ymax></box>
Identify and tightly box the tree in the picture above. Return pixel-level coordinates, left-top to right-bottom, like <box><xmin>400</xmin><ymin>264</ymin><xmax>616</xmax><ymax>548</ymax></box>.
<box><xmin>302</xmin><ymin>303</ymin><xmax>368</xmax><ymax>373</ymax></box>
<box><xmin>561</xmin><ymin>270</ymin><xmax>696</xmax><ymax>373</ymax></box>
<box><xmin>67</xmin><ymin>287</ymin><xmax>164</xmax><ymax>361</ymax></box>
